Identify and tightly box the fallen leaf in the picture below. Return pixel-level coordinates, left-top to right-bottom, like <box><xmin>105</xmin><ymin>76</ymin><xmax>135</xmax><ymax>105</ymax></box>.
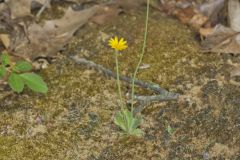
<box><xmin>173</xmin><ymin>7</ymin><xmax>195</xmax><ymax>24</ymax></box>
<box><xmin>13</xmin><ymin>5</ymin><xmax>101</xmax><ymax>60</ymax></box>
<box><xmin>189</xmin><ymin>13</ymin><xmax>208</xmax><ymax>29</ymax></box>
<box><xmin>201</xmin><ymin>0</ymin><xmax>240</xmax><ymax>54</ymax></box>
<box><xmin>0</xmin><ymin>34</ymin><xmax>10</xmax><ymax>48</ymax></box>
<box><xmin>201</xmin><ymin>25</ymin><xmax>240</xmax><ymax>54</ymax></box>
<box><xmin>198</xmin><ymin>0</ymin><xmax>225</xmax><ymax>25</ymax></box>
<box><xmin>5</xmin><ymin>0</ymin><xmax>32</xmax><ymax>18</ymax></box>
<box><xmin>199</xmin><ymin>27</ymin><xmax>214</xmax><ymax>38</ymax></box>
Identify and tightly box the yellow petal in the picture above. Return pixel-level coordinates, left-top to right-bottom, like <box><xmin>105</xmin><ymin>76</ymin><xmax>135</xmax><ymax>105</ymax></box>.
<box><xmin>108</xmin><ymin>36</ymin><xmax>128</xmax><ymax>51</ymax></box>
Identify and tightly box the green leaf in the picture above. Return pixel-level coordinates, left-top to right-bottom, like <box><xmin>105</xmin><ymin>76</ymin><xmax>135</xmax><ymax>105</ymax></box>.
<box><xmin>13</xmin><ymin>61</ymin><xmax>32</xmax><ymax>72</ymax></box>
<box><xmin>123</xmin><ymin>109</ymin><xmax>133</xmax><ymax>131</ymax></box>
<box><xmin>19</xmin><ymin>73</ymin><xmax>48</xmax><ymax>93</ymax></box>
<box><xmin>132</xmin><ymin>116</ymin><xmax>142</xmax><ymax>130</ymax></box>
<box><xmin>1</xmin><ymin>53</ymin><xmax>10</xmax><ymax>66</ymax></box>
<box><xmin>8</xmin><ymin>73</ymin><xmax>24</xmax><ymax>93</ymax></box>
<box><xmin>0</xmin><ymin>66</ymin><xmax>6</xmax><ymax>78</ymax></box>
<box><xmin>114</xmin><ymin>111</ymin><xmax>127</xmax><ymax>131</ymax></box>
<box><xmin>131</xmin><ymin>129</ymin><xmax>142</xmax><ymax>137</ymax></box>
<box><xmin>114</xmin><ymin>110</ymin><xmax>143</xmax><ymax>137</ymax></box>
<box><xmin>167</xmin><ymin>125</ymin><xmax>175</xmax><ymax>135</ymax></box>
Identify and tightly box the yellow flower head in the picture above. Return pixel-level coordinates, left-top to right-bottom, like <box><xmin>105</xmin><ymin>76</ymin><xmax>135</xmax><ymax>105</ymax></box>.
<box><xmin>108</xmin><ymin>36</ymin><xmax>128</xmax><ymax>51</ymax></box>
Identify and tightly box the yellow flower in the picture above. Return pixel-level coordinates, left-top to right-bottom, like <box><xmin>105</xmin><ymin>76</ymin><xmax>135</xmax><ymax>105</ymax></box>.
<box><xmin>108</xmin><ymin>36</ymin><xmax>128</xmax><ymax>51</ymax></box>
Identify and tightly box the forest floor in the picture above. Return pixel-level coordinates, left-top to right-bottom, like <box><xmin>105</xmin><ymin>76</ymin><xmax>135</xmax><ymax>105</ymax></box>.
<box><xmin>0</xmin><ymin>4</ymin><xmax>239</xmax><ymax>160</ymax></box>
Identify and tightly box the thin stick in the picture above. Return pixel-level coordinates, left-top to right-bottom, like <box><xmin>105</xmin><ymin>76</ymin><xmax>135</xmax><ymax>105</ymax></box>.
<box><xmin>133</xmin><ymin>94</ymin><xmax>179</xmax><ymax>114</ymax></box>
<box><xmin>36</xmin><ymin>0</ymin><xmax>51</xmax><ymax>18</ymax></box>
<box><xmin>133</xmin><ymin>94</ymin><xmax>178</xmax><ymax>102</ymax></box>
<box><xmin>70</xmin><ymin>56</ymin><xmax>179</xmax><ymax>96</ymax></box>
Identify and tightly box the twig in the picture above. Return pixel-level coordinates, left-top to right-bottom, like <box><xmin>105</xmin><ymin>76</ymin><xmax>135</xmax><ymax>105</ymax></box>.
<box><xmin>132</xmin><ymin>94</ymin><xmax>179</xmax><ymax>114</ymax></box>
<box><xmin>70</xmin><ymin>55</ymin><xmax>179</xmax><ymax>96</ymax></box>
<box><xmin>36</xmin><ymin>0</ymin><xmax>51</xmax><ymax>18</ymax></box>
<box><xmin>134</xmin><ymin>94</ymin><xmax>178</xmax><ymax>102</ymax></box>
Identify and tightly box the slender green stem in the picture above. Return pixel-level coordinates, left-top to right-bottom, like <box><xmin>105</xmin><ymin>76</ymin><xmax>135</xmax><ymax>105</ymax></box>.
<box><xmin>115</xmin><ymin>50</ymin><xmax>124</xmax><ymax>111</ymax></box>
<box><xmin>130</xmin><ymin>0</ymin><xmax>150</xmax><ymax>113</ymax></box>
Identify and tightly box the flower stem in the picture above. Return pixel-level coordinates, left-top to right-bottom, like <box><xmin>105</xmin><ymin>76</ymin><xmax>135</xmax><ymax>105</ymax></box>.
<box><xmin>130</xmin><ymin>0</ymin><xmax>150</xmax><ymax>114</ymax></box>
<box><xmin>115</xmin><ymin>50</ymin><xmax>124</xmax><ymax>111</ymax></box>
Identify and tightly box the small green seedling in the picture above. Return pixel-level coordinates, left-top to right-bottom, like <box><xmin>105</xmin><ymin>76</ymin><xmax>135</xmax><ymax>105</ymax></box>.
<box><xmin>0</xmin><ymin>53</ymin><xmax>48</xmax><ymax>93</ymax></box>
<box><xmin>166</xmin><ymin>125</ymin><xmax>175</xmax><ymax>135</ymax></box>
<box><xmin>114</xmin><ymin>109</ymin><xmax>142</xmax><ymax>137</ymax></box>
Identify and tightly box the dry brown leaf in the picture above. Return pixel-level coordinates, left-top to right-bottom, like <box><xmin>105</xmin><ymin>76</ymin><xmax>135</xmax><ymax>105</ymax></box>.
<box><xmin>0</xmin><ymin>0</ymin><xmax>140</xmax><ymax>61</ymax></box>
<box><xmin>13</xmin><ymin>5</ymin><xmax>101</xmax><ymax>60</ymax></box>
<box><xmin>5</xmin><ymin>0</ymin><xmax>32</xmax><ymax>18</ymax></box>
<box><xmin>6</xmin><ymin>0</ymin><xmax>154</xmax><ymax>60</ymax></box>
<box><xmin>0</xmin><ymin>34</ymin><xmax>10</xmax><ymax>48</ymax></box>
<box><xmin>201</xmin><ymin>0</ymin><xmax>240</xmax><ymax>54</ymax></box>
<box><xmin>5</xmin><ymin>0</ymin><xmax>70</xmax><ymax>19</ymax></box>
<box><xmin>199</xmin><ymin>27</ymin><xmax>214</xmax><ymax>37</ymax></box>
<box><xmin>198</xmin><ymin>0</ymin><xmax>225</xmax><ymax>17</ymax></box>
<box><xmin>201</xmin><ymin>25</ymin><xmax>240</xmax><ymax>54</ymax></box>
<box><xmin>173</xmin><ymin>7</ymin><xmax>195</xmax><ymax>24</ymax></box>
<box><xmin>189</xmin><ymin>13</ymin><xmax>208</xmax><ymax>29</ymax></box>
<box><xmin>160</xmin><ymin>0</ymin><xmax>209</xmax><ymax>29</ymax></box>
<box><xmin>198</xmin><ymin>0</ymin><xmax>225</xmax><ymax>25</ymax></box>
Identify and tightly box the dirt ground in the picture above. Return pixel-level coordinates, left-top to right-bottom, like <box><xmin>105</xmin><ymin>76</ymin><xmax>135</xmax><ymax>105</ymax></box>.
<box><xmin>0</xmin><ymin>4</ymin><xmax>240</xmax><ymax>160</ymax></box>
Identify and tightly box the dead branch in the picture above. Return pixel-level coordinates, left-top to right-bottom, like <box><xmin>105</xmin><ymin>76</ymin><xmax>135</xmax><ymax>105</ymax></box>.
<box><xmin>133</xmin><ymin>94</ymin><xmax>178</xmax><ymax>102</ymax></box>
<box><xmin>132</xmin><ymin>94</ymin><xmax>179</xmax><ymax>114</ymax></box>
<box><xmin>70</xmin><ymin>55</ymin><xmax>179</xmax><ymax>96</ymax></box>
